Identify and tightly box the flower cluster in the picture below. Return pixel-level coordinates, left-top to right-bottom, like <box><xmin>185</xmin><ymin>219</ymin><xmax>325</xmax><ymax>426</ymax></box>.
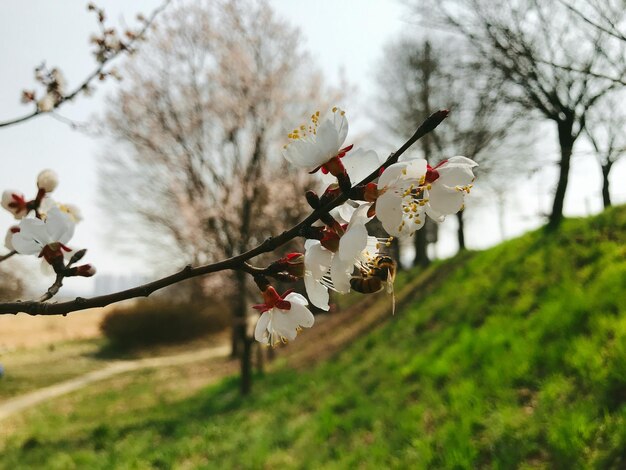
<box><xmin>1</xmin><ymin>170</ymin><xmax>95</xmax><ymax>279</ymax></box>
<box><xmin>250</xmin><ymin>108</ymin><xmax>477</xmax><ymax>346</ymax></box>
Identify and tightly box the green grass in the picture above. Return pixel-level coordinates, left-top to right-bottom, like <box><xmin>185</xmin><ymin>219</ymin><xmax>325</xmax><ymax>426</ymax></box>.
<box><xmin>1</xmin><ymin>207</ymin><xmax>626</xmax><ymax>469</ymax></box>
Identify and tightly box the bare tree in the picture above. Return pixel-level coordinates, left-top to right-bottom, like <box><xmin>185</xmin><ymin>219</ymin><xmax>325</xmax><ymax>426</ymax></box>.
<box><xmin>99</xmin><ymin>0</ymin><xmax>339</xmax><ymax>394</ymax></box>
<box><xmin>377</xmin><ymin>36</ymin><xmax>521</xmax><ymax>258</ymax></box>
<box><xmin>422</xmin><ymin>0</ymin><xmax>619</xmax><ymax>230</ymax></box>
<box><xmin>585</xmin><ymin>94</ymin><xmax>626</xmax><ymax>208</ymax></box>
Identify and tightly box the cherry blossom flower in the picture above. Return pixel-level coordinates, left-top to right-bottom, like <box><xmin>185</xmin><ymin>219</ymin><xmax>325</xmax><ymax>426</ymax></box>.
<box><xmin>253</xmin><ymin>286</ymin><xmax>314</xmax><ymax>346</ymax></box>
<box><xmin>1</xmin><ymin>190</ymin><xmax>29</xmax><ymax>219</ymax></box>
<box><xmin>37</xmin><ymin>169</ymin><xmax>59</xmax><ymax>193</ymax></box>
<box><xmin>39</xmin><ymin>197</ymin><xmax>83</xmax><ymax>223</ymax></box>
<box><xmin>425</xmin><ymin>156</ymin><xmax>478</xmax><ymax>219</ymax></box>
<box><xmin>282</xmin><ymin>107</ymin><xmax>352</xmax><ymax>177</ymax></box>
<box><xmin>376</xmin><ymin>156</ymin><xmax>477</xmax><ymax>237</ymax></box>
<box><xmin>11</xmin><ymin>207</ymin><xmax>75</xmax><ymax>264</ymax></box>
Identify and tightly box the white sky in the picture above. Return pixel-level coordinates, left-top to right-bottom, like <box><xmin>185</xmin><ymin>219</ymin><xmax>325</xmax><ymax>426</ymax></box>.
<box><xmin>1</xmin><ymin>0</ymin><xmax>624</xmax><ymax>294</ymax></box>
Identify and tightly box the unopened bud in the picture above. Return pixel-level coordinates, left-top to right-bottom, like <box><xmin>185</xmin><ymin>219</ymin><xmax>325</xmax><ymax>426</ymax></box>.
<box><xmin>2</xmin><ymin>190</ymin><xmax>28</xmax><ymax>219</ymax></box>
<box><xmin>69</xmin><ymin>248</ymin><xmax>87</xmax><ymax>265</ymax></box>
<box><xmin>75</xmin><ymin>264</ymin><xmax>96</xmax><ymax>277</ymax></box>
<box><xmin>37</xmin><ymin>94</ymin><xmax>55</xmax><ymax>112</ymax></box>
<box><xmin>305</xmin><ymin>190</ymin><xmax>320</xmax><ymax>209</ymax></box>
<box><xmin>272</xmin><ymin>252</ymin><xmax>304</xmax><ymax>278</ymax></box>
<box><xmin>21</xmin><ymin>90</ymin><xmax>36</xmax><ymax>104</ymax></box>
<box><xmin>37</xmin><ymin>169</ymin><xmax>59</xmax><ymax>193</ymax></box>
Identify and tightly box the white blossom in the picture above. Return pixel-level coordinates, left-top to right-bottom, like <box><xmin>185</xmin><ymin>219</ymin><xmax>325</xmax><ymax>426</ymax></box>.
<box><xmin>304</xmin><ymin>203</ymin><xmax>387</xmax><ymax>310</ymax></box>
<box><xmin>376</xmin><ymin>156</ymin><xmax>477</xmax><ymax>237</ymax></box>
<box><xmin>253</xmin><ymin>287</ymin><xmax>314</xmax><ymax>346</ymax></box>
<box><xmin>11</xmin><ymin>207</ymin><xmax>75</xmax><ymax>257</ymax></box>
<box><xmin>282</xmin><ymin>107</ymin><xmax>350</xmax><ymax>174</ymax></box>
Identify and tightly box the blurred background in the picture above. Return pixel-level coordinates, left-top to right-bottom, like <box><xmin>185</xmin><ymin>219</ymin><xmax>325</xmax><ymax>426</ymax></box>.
<box><xmin>0</xmin><ymin>0</ymin><xmax>624</xmax><ymax>468</ymax></box>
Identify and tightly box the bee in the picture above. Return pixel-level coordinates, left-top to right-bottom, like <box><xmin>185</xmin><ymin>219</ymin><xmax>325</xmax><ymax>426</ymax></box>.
<box><xmin>350</xmin><ymin>255</ymin><xmax>397</xmax><ymax>313</ymax></box>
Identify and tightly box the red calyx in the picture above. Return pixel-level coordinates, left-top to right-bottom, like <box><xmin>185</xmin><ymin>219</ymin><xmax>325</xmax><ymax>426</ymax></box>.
<box><xmin>252</xmin><ymin>286</ymin><xmax>293</xmax><ymax>313</ymax></box>
<box><xmin>9</xmin><ymin>193</ymin><xmax>27</xmax><ymax>212</ymax></box>
<box><xmin>425</xmin><ymin>159</ymin><xmax>448</xmax><ymax>184</ymax></box>
<box><xmin>38</xmin><ymin>242</ymin><xmax>71</xmax><ymax>264</ymax></box>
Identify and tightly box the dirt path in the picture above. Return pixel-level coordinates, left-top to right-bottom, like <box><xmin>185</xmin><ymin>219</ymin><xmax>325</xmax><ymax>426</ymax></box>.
<box><xmin>0</xmin><ymin>344</ymin><xmax>230</xmax><ymax>422</ymax></box>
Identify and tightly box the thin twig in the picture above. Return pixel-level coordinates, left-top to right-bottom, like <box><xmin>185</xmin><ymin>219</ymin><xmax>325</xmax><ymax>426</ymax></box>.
<box><xmin>0</xmin><ymin>0</ymin><xmax>171</xmax><ymax>129</ymax></box>
<box><xmin>0</xmin><ymin>110</ymin><xmax>448</xmax><ymax>316</ymax></box>
<box><xmin>0</xmin><ymin>251</ymin><xmax>17</xmax><ymax>263</ymax></box>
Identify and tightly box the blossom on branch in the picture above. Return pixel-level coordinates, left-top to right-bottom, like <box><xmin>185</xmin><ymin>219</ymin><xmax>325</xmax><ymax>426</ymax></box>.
<box><xmin>282</xmin><ymin>107</ymin><xmax>352</xmax><ymax>177</ymax></box>
<box><xmin>376</xmin><ymin>156</ymin><xmax>477</xmax><ymax>237</ymax></box>
<box><xmin>11</xmin><ymin>207</ymin><xmax>75</xmax><ymax>264</ymax></box>
<box><xmin>1</xmin><ymin>191</ymin><xmax>29</xmax><ymax>219</ymax></box>
<box><xmin>253</xmin><ymin>286</ymin><xmax>314</xmax><ymax>346</ymax></box>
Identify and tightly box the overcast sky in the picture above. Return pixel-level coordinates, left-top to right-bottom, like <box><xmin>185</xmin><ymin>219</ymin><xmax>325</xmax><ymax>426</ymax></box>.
<box><xmin>1</xmin><ymin>0</ymin><xmax>624</xmax><ymax>294</ymax></box>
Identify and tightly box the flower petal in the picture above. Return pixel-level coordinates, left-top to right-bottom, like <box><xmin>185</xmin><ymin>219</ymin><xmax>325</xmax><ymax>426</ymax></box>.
<box><xmin>11</xmin><ymin>232</ymin><xmax>42</xmax><ymax>255</ymax></box>
<box><xmin>304</xmin><ymin>274</ymin><xmax>330</xmax><ymax>311</ymax></box>
<box><xmin>46</xmin><ymin>207</ymin><xmax>75</xmax><ymax>244</ymax></box>
<box><xmin>427</xmin><ymin>184</ymin><xmax>465</xmax><ymax>214</ymax></box>
<box><xmin>254</xmin><ymin>311</ymin><xmax>271</xmax><ymax>343</ymax></box>
<box><xmin>331</xmin><ymin>255</ymin><xmax>352</xmax><ymax>293</ymax></box>
<box><xmin>341</xmin><ymin>148</ymin><xmax>381</xmax><ymax>184</ymax></box>
<box><xmin>375</xmin><ymin>191</ymin><xmax>404</xmax><ymax>237</ymax></box>
<box><xmin>332</xmin><ymin>108</ymin><xmax>349</xmax><ymax>146</ymax></box>
<box><xmin>378</xmin><ymin>162</ymin><xmax>408</xmax><ymax>189</ymax></box>
<box><xmin>305</xmin><ymin>241</ymin><xmax>333</xmax><ymax>280</ymax></box>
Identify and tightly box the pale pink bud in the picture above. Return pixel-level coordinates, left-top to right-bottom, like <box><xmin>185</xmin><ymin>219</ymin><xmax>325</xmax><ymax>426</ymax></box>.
<box><xmin>37</xmin><ymin>94</ymin><xmax>55</xmax><ymax>112</ymax></box>
<box><xmin>1</xmin><ymin>190</ymin><xmax>28</xmax><ymax>219</ymax></box>
<box><xmin>37</xmin><ymin>169</ymin><xmax>59</xmax><ymax>193</ymax></box>
<box><xmin>76</xmin><ymin>264</ymin><xmax>97</xmax><ymax>277</ymax></box>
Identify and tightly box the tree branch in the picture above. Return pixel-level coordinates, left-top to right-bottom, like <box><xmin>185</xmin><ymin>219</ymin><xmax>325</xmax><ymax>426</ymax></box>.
<box><xmin>0</xmin><ymin>0</ymin><xmax>171</xmax><ymax>129</ymax></box>
<box><xmin>0</xmin><ymin>110</ymin><xmax>448</xmax><ymax>316</ymax></box>
<box><xmin>0</xmin><ymin>251</ymin><xmax>17</xmax><ymax>263</ymax></box>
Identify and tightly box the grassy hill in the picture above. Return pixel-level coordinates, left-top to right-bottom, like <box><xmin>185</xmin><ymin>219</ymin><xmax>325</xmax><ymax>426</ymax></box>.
<box><xmin>1</xmin><ymin>207</ymin><xmax>625</xmax><ymax>469</ymax></box>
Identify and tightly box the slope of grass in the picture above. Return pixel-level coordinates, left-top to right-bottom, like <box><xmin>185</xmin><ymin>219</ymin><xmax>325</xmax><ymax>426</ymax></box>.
<box><xmin>1</xmin><ymin>207</ymin><xmax>625</xmax><ymax>469</ymax></box>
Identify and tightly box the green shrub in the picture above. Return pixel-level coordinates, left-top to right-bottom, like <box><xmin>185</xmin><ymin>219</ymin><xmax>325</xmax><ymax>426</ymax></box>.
<box><xmin>100</xmin><ymin>299</ymin><xmax>229</xmax><ymax>348</ymax></box>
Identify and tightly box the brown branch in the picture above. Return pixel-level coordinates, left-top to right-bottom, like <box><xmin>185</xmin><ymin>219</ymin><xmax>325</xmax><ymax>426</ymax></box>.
<box><xmin>0</xmin><ymin>251</ymin><xmax>17</xmax><ymax>263</ymax></box>
<box><xmin>39</xmin><ymin>274</ymin><xmax>64</xmax><ymax>302</ymax></box>
<box><xmin>0</xmin><ymin>0</ymin><xmax>171</xmax><ymax>129</ymax></box>
<box><xmin>0</xmin><ymin>110</ymin><xmax>448</xmax><ymax>316</ymax></box>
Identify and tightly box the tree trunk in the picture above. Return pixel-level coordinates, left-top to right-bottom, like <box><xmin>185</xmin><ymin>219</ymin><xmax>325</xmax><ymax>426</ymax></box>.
<box><xmin>230</xmin><ymin>270</ymin><xmax>247</xmax><ymax>358</ymax></box>
<box><xmin>456</xmin><ymin>211</ymin><xmax>465</xmax><ymax>251</ymax></box>
<box><xmin>547</xmin><ymin>120</ymin><xmax>575</xmax><ymax>231</ymax></box>
<box><xmin>255</xmin><ymin>342</ymin><xmax>265</xmax><ymax>373</ymax></box>
<box><xmin>413</xmin><ymin>224</ymin><xmax>430</xmax><ymax>267</ymax></box>
<box><xmin>240</xmin><ymin>337</ymin><xmax>252</xmax><ymax>395</ymax></box>
<box><xmin>602</xmin><ymin>163</ymin><xmax>612</xmax><ymax>208</ymax></box>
